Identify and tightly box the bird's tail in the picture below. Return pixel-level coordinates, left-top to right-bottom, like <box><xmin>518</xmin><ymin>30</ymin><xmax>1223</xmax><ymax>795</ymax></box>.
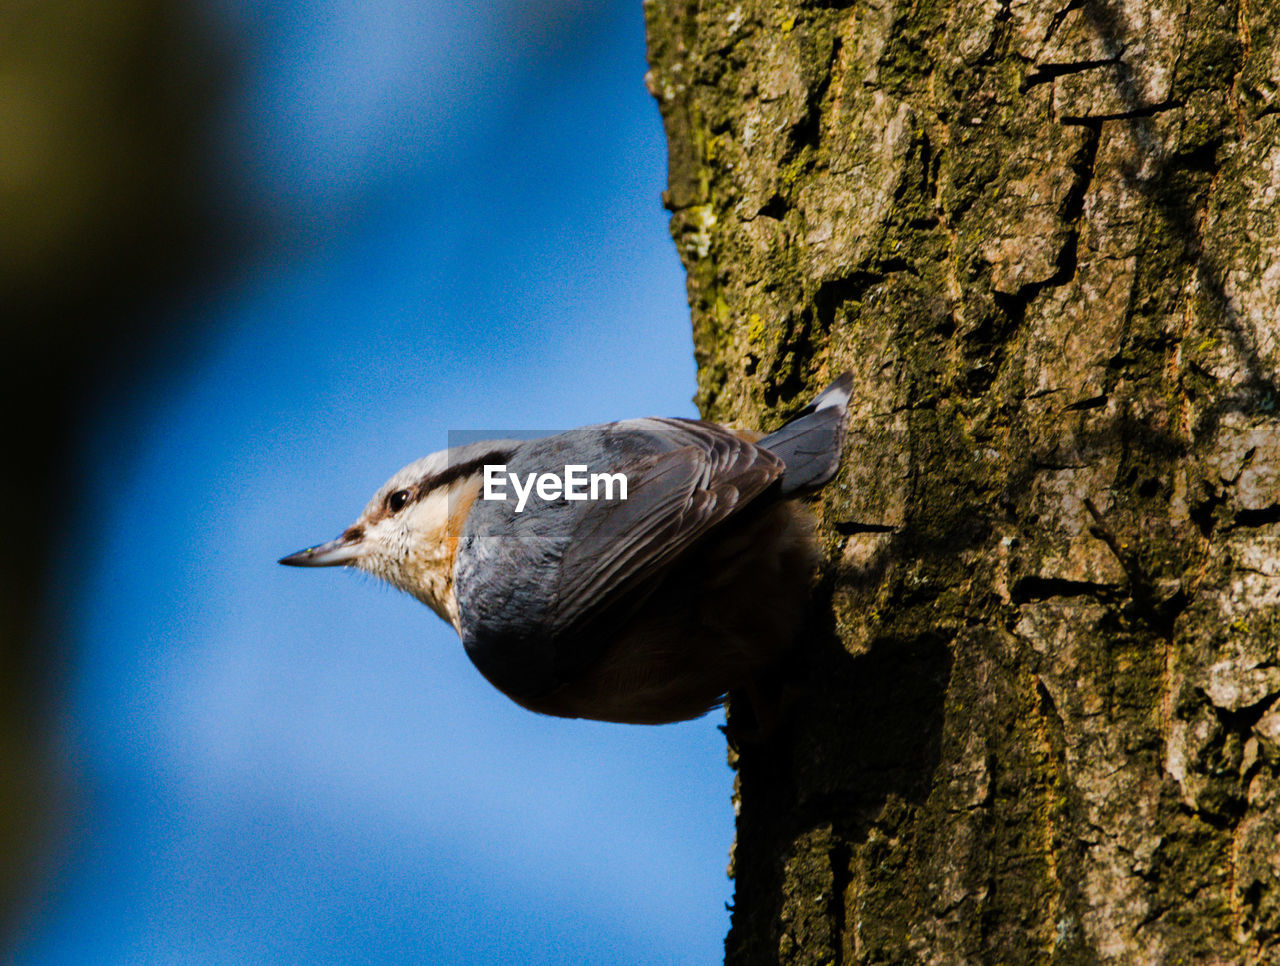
<box><xmin>757</xmin><ymin>372</ymin><xmax>852</xmax><ymax>495</ymax></box>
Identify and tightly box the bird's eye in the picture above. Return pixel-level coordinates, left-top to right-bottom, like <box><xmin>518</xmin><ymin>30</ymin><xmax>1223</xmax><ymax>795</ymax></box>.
<box><xmin>387</xmin><ymin>489</ymin><xmax>411</xmax><ymax>513</ymax></box>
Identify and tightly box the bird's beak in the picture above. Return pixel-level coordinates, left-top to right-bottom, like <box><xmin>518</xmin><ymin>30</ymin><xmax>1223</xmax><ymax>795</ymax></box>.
<box><xmin>278</xmin><ymin>531</ymin><xmax>364</xmax><ymax>567</ymax></box>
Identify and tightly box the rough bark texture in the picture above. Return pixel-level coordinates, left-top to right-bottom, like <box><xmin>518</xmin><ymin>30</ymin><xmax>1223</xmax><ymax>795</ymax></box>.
<box><xmin>644</xmin><ymin>0</ymin><xmax>1280</xmax><ymax>962</ymax></box>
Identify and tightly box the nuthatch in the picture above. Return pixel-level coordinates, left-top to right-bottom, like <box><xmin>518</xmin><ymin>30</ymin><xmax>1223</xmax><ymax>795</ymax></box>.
<box><xmin>280</xmin><ymin>374</ymin><xmax>852</xmax><ymax>724</ymax></box>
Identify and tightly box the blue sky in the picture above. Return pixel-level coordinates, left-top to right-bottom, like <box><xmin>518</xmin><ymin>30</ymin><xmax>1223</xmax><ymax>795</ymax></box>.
<box><xmin>16</xmin><ymin>1</ymin><xmax>734</xmax><ymax>963</ymax></box>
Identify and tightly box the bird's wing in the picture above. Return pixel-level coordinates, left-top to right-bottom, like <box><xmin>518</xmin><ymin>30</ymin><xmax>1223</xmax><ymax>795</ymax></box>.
<box><xmin>454</xmin><ymin>418</ymin><xmax>784</xmax><ymax>700</ymax></box>
<box><xmin>549</xmin><ymin>419</ymin><xmax>780</xmax><ymax>630</ymax></box>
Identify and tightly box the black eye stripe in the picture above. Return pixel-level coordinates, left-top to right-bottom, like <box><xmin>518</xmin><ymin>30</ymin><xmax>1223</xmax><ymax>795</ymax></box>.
<box><xmin>380</xmin><ymin>448</ymin><xmax>516</xmax><ymax>518</ymax></box>
<box><xmin>421</xmin><ymin>451</ymin><xmax>514</xmax><ymax>494</ymax></box>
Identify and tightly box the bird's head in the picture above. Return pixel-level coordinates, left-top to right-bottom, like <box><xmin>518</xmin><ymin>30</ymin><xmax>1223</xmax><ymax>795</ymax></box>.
<box><xmin>279</xmin><ymin>440</ymin><xmax>515</xmax><ymax>626</ymax></box>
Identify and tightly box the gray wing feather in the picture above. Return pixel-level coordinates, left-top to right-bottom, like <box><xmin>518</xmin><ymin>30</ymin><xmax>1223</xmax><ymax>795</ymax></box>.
<box><xmin>455</xmin><ymin>418</ymin><xmax>783</xmax><ymax>700</ymax></box>
<box><xmin>550</xmin><ymin>429</ymin><xmax>779</xmax><ymax>631</ymax></box>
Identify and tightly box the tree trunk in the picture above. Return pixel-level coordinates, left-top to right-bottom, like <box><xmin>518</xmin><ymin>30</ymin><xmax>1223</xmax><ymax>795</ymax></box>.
<box><xmin>644</xmin><ymin>0</ymin><xmax>1280</xmax><ymax>962</ymax></box>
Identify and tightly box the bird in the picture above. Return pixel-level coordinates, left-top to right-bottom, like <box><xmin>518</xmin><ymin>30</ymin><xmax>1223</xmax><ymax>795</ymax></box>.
<box><xmin>280</xmin><ymin>373</ymin><xmax>852</xmax><ymax>725</ymax></box>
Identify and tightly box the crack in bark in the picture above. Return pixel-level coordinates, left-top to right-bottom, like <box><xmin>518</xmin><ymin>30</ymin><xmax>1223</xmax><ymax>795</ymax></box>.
<box><xmin>1232</xmin><ymin>504</ymin><xmax>1280</xmax><ymax>529</ymax></box>
<box><xmin>987</xmin><ymin>122</ymin><xmax>1099</xmax><ymax>344</ymax></box>
<box><xmin>1044</xmin><ymin>0</ymin><xmax>1090</xmax><ymax>46</ymax></box>
<box><xmin>1022</xmin><ymin>57</ymin><xmax>1121</xmax><ymax>92</ymax></box>
<box><xmin>1083</xmin><ymin>497</ymin><xmax>1190</xmax><ymax>637</ymax></box>
<box><xmin>1060</xmin><ymin>99</ymin><xmax>1185</xmax><ymax>124</ymax></box>
<box><xmin>1062</xmin><ymin>393</ymin><xmax>1109</xmax><ymax>412</ymax></box>
<box><xmin>1011</xmin><ymin>575</ymin><xmax>1117</xmax><ymax>603</ymax></box>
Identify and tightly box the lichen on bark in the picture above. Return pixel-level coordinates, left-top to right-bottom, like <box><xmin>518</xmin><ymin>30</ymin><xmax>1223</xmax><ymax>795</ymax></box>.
<box><xmin>644</xmin><ymin>0</ymin><xmax>1280</xmax><ymax>961</ymax></box>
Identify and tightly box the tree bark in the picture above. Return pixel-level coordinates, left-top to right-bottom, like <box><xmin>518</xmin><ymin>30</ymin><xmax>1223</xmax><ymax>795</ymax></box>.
<box><xmin>644</xmin><ymin>0</ymin><xmax>1280</xmax><ymax>962</ymax></box>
